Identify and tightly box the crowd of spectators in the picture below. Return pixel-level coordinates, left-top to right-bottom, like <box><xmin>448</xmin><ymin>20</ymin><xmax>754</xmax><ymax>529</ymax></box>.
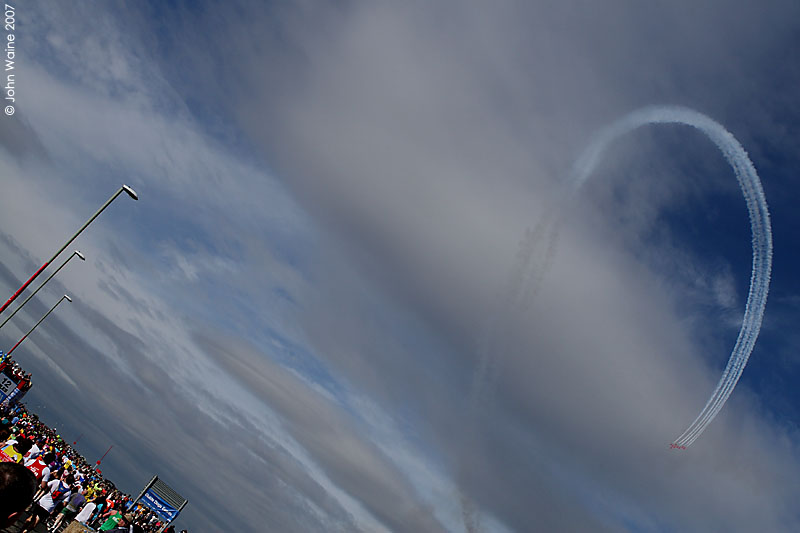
<box><xmin>0</xmin><ymin>400</ymin><xmax>186</xmax><ymax>533</ymax></box>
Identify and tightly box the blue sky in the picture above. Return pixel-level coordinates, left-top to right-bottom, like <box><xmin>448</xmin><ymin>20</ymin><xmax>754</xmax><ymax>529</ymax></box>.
<box><xmin>0</xmin><ymin>1</ymin><xmax>798</xmax><ymax>531</ymax></box>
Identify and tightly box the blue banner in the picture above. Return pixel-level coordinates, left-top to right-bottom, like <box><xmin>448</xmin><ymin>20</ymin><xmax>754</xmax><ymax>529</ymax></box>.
<box><xmin>141</xmin><ymin>488</ymin><xmax>180</xmax><ymax>522</ymax></box>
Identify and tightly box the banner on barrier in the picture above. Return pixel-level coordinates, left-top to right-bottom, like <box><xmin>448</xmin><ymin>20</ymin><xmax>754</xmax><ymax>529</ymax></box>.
<box><xmin>141</xmin><ymin>488</ymin><xmax>180</xmax><ymax>521</ymax></box>
<box><xmin>135</xmin><ymin>476</ymin><xmax>188</xmax><ymax>524</ymax></box>
<box><xmin>0</xmin><ymin>374</ymin><xmax>17</xmax><ymax>402</ymax></box>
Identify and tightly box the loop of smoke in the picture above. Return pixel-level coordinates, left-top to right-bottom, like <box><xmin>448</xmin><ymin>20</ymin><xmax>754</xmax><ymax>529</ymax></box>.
<box><xmin>460</xmin><ymin>105</ymin><xmax>772</xmax><ymax>531</ymax></box>
<box><xmin>566</xmin><ymin>107</ymin><xmax>772</xmax><ymax>447</ymax></box>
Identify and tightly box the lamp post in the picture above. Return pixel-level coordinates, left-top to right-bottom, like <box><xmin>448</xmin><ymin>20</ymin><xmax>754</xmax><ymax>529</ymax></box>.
<box><xmin>0</xmin><ymin>250</ymin><xmax>85</xmax><ymax>331</ymax></box>
<box><xmin>6</xmin><ymin>294</ymin><xmax>72</xmax><ymax>356</ymax></box>
<box><xmin>0</xmin><ymin>185</ymin><xmax>137</xmax><ymax>315</ymax></box>
<box><xmin>96</xmin><ymin>444</ymin><xmax>113</xmax><ymax>468</ymax></box>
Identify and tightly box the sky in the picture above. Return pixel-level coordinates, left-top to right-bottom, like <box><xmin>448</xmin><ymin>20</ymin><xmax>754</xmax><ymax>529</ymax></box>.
<box><xmin>0</xmin><ymin>0</ymin><xmax>799</xmax><ymax>531</ymax></box>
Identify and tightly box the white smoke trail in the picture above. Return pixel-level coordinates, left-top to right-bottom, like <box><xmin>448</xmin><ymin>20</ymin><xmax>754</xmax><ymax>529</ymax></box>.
<box><xmin>563</xmin><ymin>106</ymin><xmax>772</xmax><ymax>448</ymax></box>
<box><xmin>459</xmin><ymin>105</ymin><xmax>771</xmax><ymax>531</ymax></box>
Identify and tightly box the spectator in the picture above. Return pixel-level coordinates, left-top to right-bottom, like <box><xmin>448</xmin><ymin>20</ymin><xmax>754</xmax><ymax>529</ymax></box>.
<box><xmin>74</xmin><ymin>495</ymin><xmax>97</xmax><ymax>525</ymax></box>
<box><xmin>23</xmin><ymin>437</ymin><xmax>41</xmax><ymax>462</ymax></box>
<box><xmin>98</xmin><ymin>509</ymin><xmax>124</xmax><ymax>531</ymax></box>
<box><xmin>50</xmin><ymin>482</ymin><xmax>86</xmax><ymax>532</ymax></box>
<box><xmin>0</xmin><ymin>436</ymin><xmax>33</xmax><ymax>463</ymax></box>
<box><xmin>26</xmin><ymin>450</ymin><xmax>56</xmax><ymax>483</ymax></box>
<box><xmin>108</xmin><ymin>512</ymin><xmax>144</xmax><ymax>533</ymax></box>
<box><xmin>0</xmin><ymin>462</ymin><xmax>37</xmax><ymax>529</ymax></box>
<box><xmin>21</xmin><ymin>471</ymin><xmax>74</xmax><ymax>532</ymax></box>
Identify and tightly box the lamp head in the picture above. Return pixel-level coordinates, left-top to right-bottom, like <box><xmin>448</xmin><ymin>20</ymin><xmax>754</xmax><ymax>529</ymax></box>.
<box><xmin>122</xmin><ymin>185</ymin><xmax>138</xmax><ymax>201</ymax></box>
<box><xmin>64</xmin><ymin>295</ymin><xmax>72</xmax><ymax>303</ymax></box>
<box><xmin>75</xmin><ymin>251</ymin><xmax>86</xmax><ymax>261</ymax></box>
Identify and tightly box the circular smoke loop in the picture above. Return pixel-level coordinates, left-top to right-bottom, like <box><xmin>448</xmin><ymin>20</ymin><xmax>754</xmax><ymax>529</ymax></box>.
<box><xmin>460</xmin><ymin>105</ymin><xmax>772</xmax><ymax>531</ymax></box>
<box><xmin>568</xmin><ymin>106</ymin><xmax>772</xmax><ymax>447</ymax></box>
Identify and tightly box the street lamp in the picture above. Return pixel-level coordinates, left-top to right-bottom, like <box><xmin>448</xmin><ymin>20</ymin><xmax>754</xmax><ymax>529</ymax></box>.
<box><xmin>0</xmin><ymin>250</ymin><xmax>85</xmax><ymax>331</ymax></box>
<box><xmin>97</xmin><ymin>444</ymin><xmax>113</xmax><ymax>466</ymax></box>
<box><xmin>95</xmin><ymin>444</ymin><xmax>113</xmax><ymax>476</ymax></box>
<box><xmin>6</xmin><ymin>294</ymin><xmax>72</xmax><ymax>356</ymax></box>
<box><xmin>0</xmin><ymin>185</ymin><xmax>138</xmax><ymax>315</ymax></box>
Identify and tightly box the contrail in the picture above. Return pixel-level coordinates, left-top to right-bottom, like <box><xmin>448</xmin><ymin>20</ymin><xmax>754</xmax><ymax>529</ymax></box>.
<box><xmin>460</xmin><ymin>105</ymin><xmax>771</xmax><ymax>531</ymax></box>
<box><xmin>563</xmin><ymin>106</ymin><xmax>772</xmax><ymax>448</ymax></box>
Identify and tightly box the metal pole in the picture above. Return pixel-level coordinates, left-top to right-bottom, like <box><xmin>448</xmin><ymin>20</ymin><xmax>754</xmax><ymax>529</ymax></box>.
<box><xmin>0</xmin><ymin>250</ymin><xmax>85</xmax><ymax>331</ymax></box>
<box><xmin>0</xmin><ymin>185</ymin><xmax>137</xmax><ymax>315</ymax></box>
<box><xmin>6</xmin><ymin>294</ymin><xmax>72</xmax><ymax>355</ymax></box>
<box><xmin>97</xmin><ymin>444</ymin><xmax>113</xmax><ymax>464</ymax></box>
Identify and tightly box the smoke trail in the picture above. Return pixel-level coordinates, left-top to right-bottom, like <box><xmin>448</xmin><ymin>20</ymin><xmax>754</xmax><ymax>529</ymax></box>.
<box><xmin>563</xmin><ymin>106</ymin><xmax>772</xmax><ymax>448</ymax></box>
<box><xmin>517</xmin><ymin>220</ymin><xmax>560</xmax><ymax>316</ymax></box>
<box><xmin>458</xmin><ymin>229</ymin><xmax>537</xmax><ymax>532</ymax></box>
<box><xmin>459</xmin><ymin>105</ymin><xmax>771</xmax><ymax>531</ymax></box>
<box><xmin>471</xmin><ymin>217</ymin><xmax>557</xmax><ymax>406</ymax></box>
<box><xmin>459</xmin><ymin>214</ymin><xmax>558</xmax><ymax>532</ymax></box>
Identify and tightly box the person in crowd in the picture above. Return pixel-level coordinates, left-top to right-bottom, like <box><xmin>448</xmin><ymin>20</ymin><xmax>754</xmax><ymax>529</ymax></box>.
<box><xmin>35</xmin><ymin>466</ymin><xmax>64</xmax><ymax>502</ymax></box>
<box><xmin>21</xmin><ymin>471</ymin><xmax>74</xmax><ymax>532</ymax></box>
<box><xmin>98</xmin><ymin>508</ymin><xmax>125</xmax><ymax>531</ymax></box>
<box><xmin>49</xmin><ymin>480</ymin><xmax>86</xmax><ymax>532</ymax></box>
<box><xmin>74</xmin><ymin>493</ymin><xmax>98</xmax><ymax>525</ymax></box>
<box><xmin>88</xmin><ymin>492</ymin><xmax>109</xmax><ymax>527</ymax></box>
<box><xmin>0</xmin><ymin>462</ymin><xmax>37</xmax><ymax>529</ymax></box>
<box><xmin>108</xmin><ymin>512</ymin><xmax>145</xmax><ymax>533</ymax></box>
<box><xmin>26</xmin><ymin>450</ymin><xmax>56</xmax><ymax>483</ymax></box>
<box><xmin>0</xmin><ymin>436</ymin><xmax>33</xmax><ymax>463</ymax></box>
<box><xmin>95</xmin><ymin>493</ymin><xmax>122</xmax><ymax>527</ymax></box>
<box><xmin>22</xmin><ymin>436</ymin><xmax>41</xmax><ymax>462</ymax></box>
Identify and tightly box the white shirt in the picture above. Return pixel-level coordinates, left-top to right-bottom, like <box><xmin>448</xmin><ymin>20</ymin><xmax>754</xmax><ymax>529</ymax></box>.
<box><xmin>75</xmin><ymin>502</ymin><xmax>96</xmax><ymax>523</ymax></box>
<box><xmin>23</xmin><ymin>456</ymin><xmax>51</xmax><ymax>482</ymax></box>
<box><xmin>23</xmin><ymin>443</ymin><xmax>40</xmax><ymax>461</ymax></box>
<box><xmin>37</xmin><ymin>479</ymin><xmax>71</xmax><ymax>513</ymax></box>
<box><xmin>40</xmin><ymin>465</ymin><xmax>52</xmax><ymax>483</ymax></box>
